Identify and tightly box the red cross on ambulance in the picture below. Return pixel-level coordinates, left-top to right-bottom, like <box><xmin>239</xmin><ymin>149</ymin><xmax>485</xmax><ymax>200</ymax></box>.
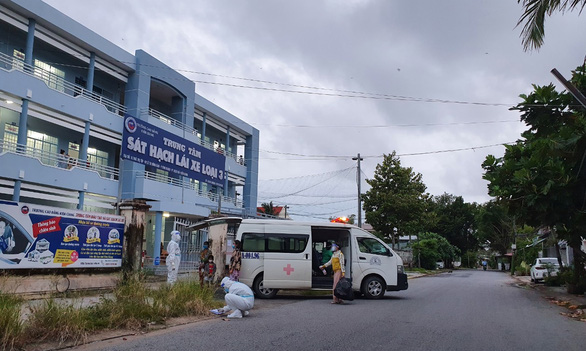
<box><xmin>283</xmin><ymin>263</ymin><xmax>295</xmax><ymax>275</ymax></box>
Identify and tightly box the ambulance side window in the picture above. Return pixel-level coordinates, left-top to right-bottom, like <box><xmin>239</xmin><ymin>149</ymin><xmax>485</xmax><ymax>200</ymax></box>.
<box><xmin>265</xmin><ymin>234</ymin><xmax>309</xmax><ymax>253</ymax></box>
<box><xmin>242</xmin><ymin>233</ymin><xmax>265</xmax><ymax>252</ymax></box>
<box><xmin>357</xmin><ymin>237</ymin><xmax>391</xmax><ymax>256</ymax></box>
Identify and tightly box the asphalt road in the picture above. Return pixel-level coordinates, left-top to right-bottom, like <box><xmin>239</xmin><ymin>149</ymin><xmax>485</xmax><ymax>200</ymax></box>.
<box><xmin>73</xmin><ymin>270</ymin><xmax>586</xmax><ymax>351</ymax></box>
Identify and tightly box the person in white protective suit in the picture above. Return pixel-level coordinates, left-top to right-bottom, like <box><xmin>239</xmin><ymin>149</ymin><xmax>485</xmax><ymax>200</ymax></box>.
<box><xmin>219</xmin><ymin>277</ymin><xmax>254</xmax><ymax>319</ymax></box>
<box><xmin>166</xmin><ymin>231</ymin><xmax>181</xmax><ymax>284</ymax></box>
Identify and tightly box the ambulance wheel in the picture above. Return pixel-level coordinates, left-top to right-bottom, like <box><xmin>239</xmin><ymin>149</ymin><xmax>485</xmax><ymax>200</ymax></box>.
<box><xmin>253</xmin><ymin>274</ymin><xmax>278</xmax><ymax>299</ymax></box>
<box><xmin>362</xmin><ymin>276</ymin><xmax>385</xmax><ymax>299</ymax></box>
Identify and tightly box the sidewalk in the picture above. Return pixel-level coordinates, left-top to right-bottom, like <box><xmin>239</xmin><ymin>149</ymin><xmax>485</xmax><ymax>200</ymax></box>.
<box><xmin>511</xmin><ymin>274</ymin><xmax>586</xmax><ymax>321</ymax></box>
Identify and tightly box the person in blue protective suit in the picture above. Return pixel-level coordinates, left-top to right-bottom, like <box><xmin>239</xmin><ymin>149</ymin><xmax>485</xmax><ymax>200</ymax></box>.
<box><xmin>166</xmin><ymin>230</ymin><xmax>181</xmax><ymax>284</ymax></box>
<box><xmin>219</xmin><ymin>277</ymin><xmax>254</xmax><ymax>319</ymax></box>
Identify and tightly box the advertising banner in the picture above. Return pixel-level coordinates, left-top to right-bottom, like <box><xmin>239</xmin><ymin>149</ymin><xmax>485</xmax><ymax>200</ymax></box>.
<box><xmin>0</xmin><ymin>201</ymin><xmax>125</xmax><ymax>269</ymax></box>
<box><xmin>121</xmin><ymin>115</ymin><xmax>226</xmax><ymax>187</ymax></box>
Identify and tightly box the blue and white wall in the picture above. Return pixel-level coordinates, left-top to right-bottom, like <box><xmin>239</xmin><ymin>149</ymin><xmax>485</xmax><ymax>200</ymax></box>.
<box><xmin>0</xmin><ymin>0</ymin><xmax>259</xmax><ymax>263</ymax></box>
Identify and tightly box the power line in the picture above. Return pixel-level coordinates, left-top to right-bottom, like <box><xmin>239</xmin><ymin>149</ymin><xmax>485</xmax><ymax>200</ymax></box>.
<box><xmin>259</xmin><ymin>142</ymin><xmax>514</xmax><ymax>160</ymax></box>
<box><xmin>40</xmin><ymin>58</ymin><xmax>556</xmax><ymax>108</ymax></box>
<box><xmin>193</xmin><ymin>79</ymin><xmax>514</xmax><ymax>106</ymax></box>
<box><xmin>254</xmin><ymin>120</ymin><xmax>521</xmax><ymax>128</ymax></box>
<box><xmin>259</xmin><ymin>166</ymin><xmax>354</xmax><ymax>181</ymax></box>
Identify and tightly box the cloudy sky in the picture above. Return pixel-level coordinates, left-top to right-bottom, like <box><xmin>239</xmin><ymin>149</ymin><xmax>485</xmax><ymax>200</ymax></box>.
<box><xmin>44</xmin><ymin>0</ymin><xmax>586</xmax><ymax>221</ymax></box>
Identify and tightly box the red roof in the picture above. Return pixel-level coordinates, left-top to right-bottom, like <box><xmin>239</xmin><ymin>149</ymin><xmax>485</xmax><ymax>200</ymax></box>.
<box><xmin>257</xmin><ymin>206</ymin><xmax>283</xmax><ymax>215</ymax></box>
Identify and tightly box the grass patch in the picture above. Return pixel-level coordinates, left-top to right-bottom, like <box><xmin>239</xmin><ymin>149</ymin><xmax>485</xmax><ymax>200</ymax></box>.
<box><xmin>0</xmin><ymin>293</ymin><xmax>24</xmax><ymax>350</ymax></box>
<box><xmin>406</xmin><ymin>267</ymin><xmax>429</xmax><ymax>274</ymax></box>
<box><xmin>1</xmin><ymin>277</ymin><xmax>221</xmax><ymax>349</ymax></box>
<box><xmin>25</xmin><ymin>299</ymin><xmax>93</xmax><ymax>346</ymax></box>
<box><xmin>154</xmin><ymin>281</ymin><xmax>222</xmax><ymax>318</ymax></box>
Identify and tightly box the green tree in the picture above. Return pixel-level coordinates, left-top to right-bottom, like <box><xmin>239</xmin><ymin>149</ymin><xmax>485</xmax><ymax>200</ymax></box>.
<box><xmin>259</xmin><ymin>201</ymin><xmax>275</xmax><ymax>216</ymax></box>
<box><xmin>412</xmin><ymin>232</ymin><xmax>460</xmax><ymax>270</ymax></box>
<box><xmin>475</xmin><ymin>200</ymin><xmax>515</xmax><ymax>255</ymax></box>
<box><xmin>428</xmin><ymin>193</ymin><xmax>479</xmax><ymax>255</ymax></box>
<box><xmin>362</xmin><ymin>152</ymin><xmax>429</xmax><ymax>248</ymax></box>
<box><xmin>482</xmin><ymin>65</ymin><xmax>586</xmax><ymax>289</ymax></box>
<box><xmin>516</xmin><ymin>0</ymin><xmax>586</xmax><ymax>51</ymax></box>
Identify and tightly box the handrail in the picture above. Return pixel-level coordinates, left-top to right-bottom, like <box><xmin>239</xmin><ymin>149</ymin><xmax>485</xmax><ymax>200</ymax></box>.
<box><xmin>142</xmin><ymin>107</ymin><xmax>238</xmax><ymax>161</ymax></box>
<box><xmin>0</xmin><ymin>52</ymin><xmax>127</xmax><ymax>116</ymax></box>
<box><xmin>0</xmin><ymin>139</ymin><xmax>119</xmax><ymax>180</ymax></box>
<box><xmin>138</xmin><ymin>171</ymin><xmax>242</xmax><ymax>207</ymax></box>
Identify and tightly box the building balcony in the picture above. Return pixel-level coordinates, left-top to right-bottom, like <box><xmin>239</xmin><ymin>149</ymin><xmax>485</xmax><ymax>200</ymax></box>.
<box><xmin>132</xmin><ymin>170</ymin><xmax>243</xmax><ymax>209</ymax></box>
<box><xmin>141</xmin><ymin>107</ymin><xmax>238</xmax><ymax>161</ymax></box>
<box><xmin>0</xmin><ymin>52</ymin><xmax>126</xmax><ymax>117</ymax></box>
<box><xmin>0</xmin><ymin>139</ymin><xmax>119</xmax><ymax>197</ymax></box>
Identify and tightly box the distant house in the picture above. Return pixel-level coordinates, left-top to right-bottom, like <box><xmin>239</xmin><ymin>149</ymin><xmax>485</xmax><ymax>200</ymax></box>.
<box><xmin>362</xmin><ymin>223</ymin><xmax>416</xmax><ymax>266</ymax></box>
<box><xmin>526</xmin><ymin>227</ymin><xmax>586</xmax><ymax>267</ymax></box>
<box><xmin>256</xmin><ymin>206</ymin><xmax>290</xmax><ymax>219</ymax></box>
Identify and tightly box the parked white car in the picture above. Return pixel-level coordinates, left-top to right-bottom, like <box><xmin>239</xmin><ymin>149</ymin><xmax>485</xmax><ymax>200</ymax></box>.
<box><xmin>530</xmin><ymin>258</ymin><xmax>560</xmax><ymax>282</ymax></box>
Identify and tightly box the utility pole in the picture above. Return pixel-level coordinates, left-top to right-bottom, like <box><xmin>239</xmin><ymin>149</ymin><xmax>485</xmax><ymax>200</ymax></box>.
<box><xmin>352</xmin><ymin>153</ymin><xmax>363</xmax><ymax>228</ymax></box>
<box><xmin>551</xmin><ymin>68</ymin><xmax>586</xmax><ymax>108</ymax></box>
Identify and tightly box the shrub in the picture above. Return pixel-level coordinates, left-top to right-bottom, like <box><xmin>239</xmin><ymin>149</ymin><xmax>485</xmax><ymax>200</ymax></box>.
<box><xmin>544</xmin><ymin>274</ymin><xmax>563</xmax><ymax>286</ymax></box>
<box><xmin>153</xmin><ymin>281</ymin><xmax>221</xmax><ymax>318</ymax></box>
<box><xmin>515</xmin><ymin>261</ymin><xmax>530</xmax><ymax>276</ymax></box>
<box><xmin>4</xmin><ymin>276</ymin><xmax>222</xmax><ymax>348</ymax></box>
<box><xmin>0</xmin><ymin>293</ymin><xmax>24</xmax><ymax>350</ymax></box>
<box><xmin>25</xmin><ymin>299</ymin><xmax>93</xmax><ymax>346</ymax></box>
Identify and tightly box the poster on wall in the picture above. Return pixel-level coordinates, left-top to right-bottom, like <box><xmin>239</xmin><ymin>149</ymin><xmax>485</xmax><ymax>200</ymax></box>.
<box><xmin>121</xmin><ymin>114</ymin><xmax>226</xmax><ymax>187</ymax></box>
<box><xmin>0</xmin><ymin>201</ymin><xmax>125</xmax><ymax>269</ymax></box>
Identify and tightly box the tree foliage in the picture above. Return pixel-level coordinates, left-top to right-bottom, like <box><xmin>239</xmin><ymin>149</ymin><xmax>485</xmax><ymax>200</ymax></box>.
<box><xmin>362</xmin><ymin>152</ymin><xmax>429</xmax><ymax>247</ymax></box>
<box><xmin>412</xmin><ymin>232</ymin><xmax>460</xmax><ymax>270</ymax></box>
<box><xmin>475</xmin><ymin>200</ymin><xmax>515</xmax><ymax>255</ymax></box>
<box><xmin>482</xmin><ymin>65</ymin><xmax>586</xmax><ymax>286</ymax></box>
<box><xmin>259</xmin><ymin>201</ymin><xmax>276</xmax><ymax>216</ymax></box>
<box><xmin>428</xmin><ymin>193</ymin><xmax>479</xmax><ymax>255</ymax></box>
<box><xmin>516</xmin><ymin>0</ymin><xmax>586</xmax><ymax>51</ymax></box>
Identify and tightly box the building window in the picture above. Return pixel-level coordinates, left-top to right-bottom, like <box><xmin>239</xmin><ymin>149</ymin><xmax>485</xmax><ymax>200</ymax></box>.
<box><xmin>34</xmin><ymin>59</ymin><xmax>65</xmax><ymax>92</ymax></box>
<box><xmin>27</xmin><ymin>130</ymin><xmax>58</xmax><ymax>165</ymax></box>
<box><xmin>87</xmin><ymin>147</ymin><xmax>109</xmax><ymax>168</ymax></box>
<box><xmin>3</xmin><ymin>126</ymin><xmax>58</xmax><ymax>164</ymax></box>
<box><xmin>155</xmin><ymin>169</ymin><xmax>169</xmax><ymax>183</ymax></box>
<box><xmin>3</xmin><ymin>124</ymin><xmax>18</xmax><ymax>148</ymax></box>
<box><xmin>12</xmin><ymin>50</ymin><xmax>24</xmax><ymax>70</ymax></box>
<box><xmin>69</xmin><ymin>142</ymin><xmax>109</xmax><ymax>175</ymax></box>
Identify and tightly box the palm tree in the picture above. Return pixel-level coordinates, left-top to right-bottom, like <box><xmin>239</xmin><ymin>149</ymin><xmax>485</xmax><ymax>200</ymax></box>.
<box><xmin>517</xmin><ymin>0</ymin><xmax>586</xmax><ymax>51</ymax></box>
<box><xmin>260</xmin><ymin>201</ymin><xmax>275</xmax><ymax>216</ymax></box>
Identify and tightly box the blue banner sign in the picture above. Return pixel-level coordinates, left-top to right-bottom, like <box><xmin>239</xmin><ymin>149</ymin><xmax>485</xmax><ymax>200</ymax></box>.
<box><xmin>121</xmin><ymin>115</ymin><xmax>225</xmax><ymax>187</ymax></box>
<box><xmin>0</xmin><ymin>201</ymin><xmax>125</xmax><ymax>269</ymax></box>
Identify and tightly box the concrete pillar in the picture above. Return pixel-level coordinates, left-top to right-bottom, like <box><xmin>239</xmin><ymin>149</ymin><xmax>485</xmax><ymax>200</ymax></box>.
<box><xmin>201</xmin><ymin>112</ymin><xmax>207</xmax><ymax>144</ymax></box>
<box><xmin>225</xmin><ymin>126</ymin><xmax>231</xmax><ymax>155</ymax></box>
<box><xmin>200</xmin><ymin>112</ymin><xmax>207</xmax><ymax>195</ymax></box>
<box><xmin>87</xmin><ymin>52</ymin><xmax>96</xmax><ymax>92</ymax></box>
<box><xmin>153</xmin><ymin>211</ymin><xmax>163</xmax><ymax>265</ymax></box>
<box><xmin>208</xmin><ymin>223</ymin><xmax>228</xmax><ymax>281</ymax></box>
<box><xmin>224</xmin><ymin>126</ymin><xmax>230</xmax><ymax>197</ymax></box>
<box><xmin>119</xmin><ymin>199</ymin><xmax>151</xmax><ymax>275</ymax></box>
<box><xmin>77</xmin><ymin>191</ymin><xmax>84</xmax><ymax>210</ymax></box>
<box><xmin>12</xmin><ymin>180</ymin><xmax>21</xmax><ymax>202</ymax></box>
<box><xmin>17</xmin><ymin>99</ymin><xmax>29</xmax><ymax>150</ymax></box>
<box><xmin>24</xmin><ymin>19</ymin><xmax>35</xmax><ymax>67</ymax></box>
<box><xmin>80</xmin><ymin>121</ymin><xmax>90</xmax><ymax>162</ymax></box>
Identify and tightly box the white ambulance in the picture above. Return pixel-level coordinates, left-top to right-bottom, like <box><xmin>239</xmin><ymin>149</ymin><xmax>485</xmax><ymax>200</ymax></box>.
<box><xmin>236</xmin><ymin>219</ymin><xmax>408</xmax><ymax>299</ymax></box>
